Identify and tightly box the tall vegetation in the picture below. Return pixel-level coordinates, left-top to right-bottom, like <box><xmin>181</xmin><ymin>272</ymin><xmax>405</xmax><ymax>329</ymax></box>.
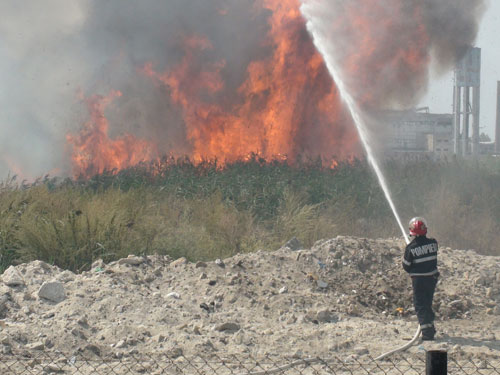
<box><xmin>0</xmin><ymin>156</ymin><xmax>498</xmax><ymax>272</ymax></box>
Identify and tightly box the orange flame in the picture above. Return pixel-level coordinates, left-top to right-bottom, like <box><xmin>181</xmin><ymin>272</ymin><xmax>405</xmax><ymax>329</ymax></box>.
<box><xmin>142</xmin><ymin>0</ymin><xmax>358</xmax><ymax>166</ymax></box>
<box><xmin>68</xmin><ymin>0</ymin><xmax>435</xmax><ymax>178</ymax></box>
<box><xmin>66</xmin><ymin>90</ymin><xmax>158</xmax><ymax>178</ymax></box>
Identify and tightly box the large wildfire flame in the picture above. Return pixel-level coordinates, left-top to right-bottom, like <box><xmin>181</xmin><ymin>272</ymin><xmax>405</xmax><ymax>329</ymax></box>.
<box><xmin>142</xmin><ymin>0</ymin><xmax>358</xmax><ymax>164</ymax></box>
<box><xmin>68</xmin><ymin>0</ymin><xmax>358</xmax><ymax>177</ymax></box>
<box><xmin>67</xmin><ymin>0</ymin><xmax>483</xmax><ymax>178</ymax></box>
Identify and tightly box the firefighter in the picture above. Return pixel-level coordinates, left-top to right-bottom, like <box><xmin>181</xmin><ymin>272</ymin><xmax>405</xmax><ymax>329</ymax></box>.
<box><xmin>402</xmin><ymin>217</ymin><xmax>439</xmax><ymax>341</ymax></box>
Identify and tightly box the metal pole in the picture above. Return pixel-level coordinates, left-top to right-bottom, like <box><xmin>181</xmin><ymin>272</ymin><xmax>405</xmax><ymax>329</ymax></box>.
<box><xmin>471</xmin><ymin>86</ymin><xmax>480</xmax><ymax>156</ymax></box>
<box><xmin>462</xmin><ymin>86</ymin><xmax>470</xmax><ymax>156</ymax></box>
<box><xmin>453</xmin><ymin>85</ymin><xmax>461</xmax><ymax>155</ymax></box>
<box><xmin>496</xmin><ymin>81</ymin><xmax>500</xmax><ymax>154</ymax></box>
<box><xmin>426</xmin><ymin>350</ymin><xmax>447</xmax><ymax>375</ymax></box>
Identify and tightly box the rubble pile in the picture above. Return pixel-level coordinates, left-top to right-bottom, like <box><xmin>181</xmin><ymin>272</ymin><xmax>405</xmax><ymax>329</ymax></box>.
<box><xmin>0</xmin><ymin>236</ymin><xmax>498</xmax><ymax>362</ymax></box>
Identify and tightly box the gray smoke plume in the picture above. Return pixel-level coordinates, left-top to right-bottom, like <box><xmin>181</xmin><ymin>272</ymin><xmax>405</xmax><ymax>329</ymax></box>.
<box><xmin>300</xmin><ymin>0</ymin><xmax>486</xmax><ymax>110</ymax></box>
<box><xmin>0</xmin><ymin>0</ymin><xmax>269</xmax><ymax>179</ymax></box>
<box><xmin>0</xmin><ymin>1</ymin><xmax>90</xmax><ymax>179</ymax></box>
<box><xmin>0</xmin><ymin>0</ymin><xmax>487</xmax><ymax>179</ymax></box>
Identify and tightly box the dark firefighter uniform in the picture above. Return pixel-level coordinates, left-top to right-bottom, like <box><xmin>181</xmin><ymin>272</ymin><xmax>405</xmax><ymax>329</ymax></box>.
<box><xmin>402</xmin><ymin>236</ymin><xmax>439</xmax><ymax>340</ymax></box>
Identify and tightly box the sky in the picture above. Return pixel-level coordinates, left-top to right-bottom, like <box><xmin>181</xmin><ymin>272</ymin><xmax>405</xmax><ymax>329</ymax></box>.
<box><xmin>421</xmin><ymin>0</ymin><xmax>500</xmax><ymax>139</ymax></box>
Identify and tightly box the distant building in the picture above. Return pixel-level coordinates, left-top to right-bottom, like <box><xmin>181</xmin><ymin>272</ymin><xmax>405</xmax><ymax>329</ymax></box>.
<box><xmin>384</xmin><ymin>108</ymin><xmax>454</xmax><ymax>158</ymax></box>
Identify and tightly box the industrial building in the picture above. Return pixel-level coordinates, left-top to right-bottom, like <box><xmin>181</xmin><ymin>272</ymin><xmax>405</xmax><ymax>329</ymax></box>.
<box><xmin>385</xmin><ymin>109</ymin><xmax>453</xmax><ymax>157</ymax></box>
<box><xmin>385</xmin><ymin>47</ymin><xmax>499</xmax><ymax>158</ymax></box>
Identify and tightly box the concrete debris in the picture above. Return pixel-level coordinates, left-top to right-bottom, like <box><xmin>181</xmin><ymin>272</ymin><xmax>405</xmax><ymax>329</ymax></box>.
<box><xmin>38</xmin><ymin>281</ymin><xmax>66</xmax><ymax>303</ymax></box>
<box><xmin>215</xmin><ymin>322</ymin><xmax>240</xmax><ymax>333</ymax></box>
<box><xmin>118</xmin><ymin>256</ymin><xmax>144</xmax><ymax>266</ymax></box>
<box><xmin>0</xmin><ymin>235</ymin><xmax>496</xmax><ymax>361</ymax></box>
<box><xmin>316</xmin><ymin>309</ymin><xmax>339</xmax><ymax>323</ymax></box>
<box><xmin>26</xmin><ymin>341</ymin><xmax>45</xmax><ymax>350</ymax></box>
<box><xmin>317</xmin><ymin>280</ymin><xmax>328</xmax><ymax>289</ymax></box>
<box><xmin>166</xmin><ymin>292</ymin><xmax>180</xmax><ymax>299</ymax></box>
<box><xmin>170</xmin><ymin>257</ymin><xmax>188</xmax><ymax>267</ymax></box>
<box><xmin>284</xmin><ymin>237</ymin><xmax>302</xmax><ymax>251</ymax></box>
<box><xmin>2</xmin><ymin>266</ymin><xmax>25</xmax><ymax>287</ymax></box>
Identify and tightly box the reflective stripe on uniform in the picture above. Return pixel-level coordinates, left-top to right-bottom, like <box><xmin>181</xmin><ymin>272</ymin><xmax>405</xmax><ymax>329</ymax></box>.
<box><xmin>402</xmin><ymin>259</ymin><xmax>412</xmax><ymax>266</ymax></box>
<box><xmin>413</xmin><ymin>255</ymin><xmax>437</xmax><ymax>264</ymax></box>
<box><xmin>420</xmin><ymin>323</ymin><xmax>434</xmax><ymax>329</ymax></box>
<box><xmin>409</xmin><ymin>269</ymin><xmax>438</xmax><ymax>277</ymax></box>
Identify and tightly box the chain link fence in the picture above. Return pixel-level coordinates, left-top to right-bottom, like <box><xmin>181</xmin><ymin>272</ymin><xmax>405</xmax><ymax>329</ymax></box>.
<box><xmin>1</xmin><ymin>351</ymin><xmax>500</xmax><ymax>375</ymax></box>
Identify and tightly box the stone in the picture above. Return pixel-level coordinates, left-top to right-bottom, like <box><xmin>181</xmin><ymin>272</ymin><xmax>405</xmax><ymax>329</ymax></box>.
<box><xmin>215</xmin><ymin>259</ymin><xmax>225</xmax><ymax>268</ymax></box>
<box><xmin>2</xmin><ymin>266</ymin><xmax>25</xmax><ymax>287</ymax></box>
<box><xmin>115</xmin><ymin>340</ymin><xmax>126</xmax><ymax>348</ymax></box>
<box><xmin>215</xmin><ymin>322</ymin><xmax>240</xmax><ymax>333</ymax></box>
<box><xmin>153</xmin><ymin>334</ymin><xmax>167</xmax><ymax>343</ymax></box>
<box><xmin>170</xmin><ymin>258</ymin><xmax>187</xmax><ymax>267</ymax></box>
<box><xmin>91</xmin><ymin>259</ymin><xmax>105</xmax><ymax>269</ymax></box>
<box><xmin>45</xmin><ymin>364</ymin><xmax>64</xmax><ymax>373</ymax></box>
<box><xmin>195</xmin><ymin>261</ymin><xmax>207</xmax><ymax>268</ymax></box>
<box><xmin>317</xmin><ymin>280</ymin><xmax>328</xmax><ymax>289</ymax></box>
<box><xmin>38</xmin><ymin>281</ymin><xmax>66</xmax><ymax>303</ymax></box>
<box><xmin>28</xmin><ymin>359</ymin><xmax>41</xmax><ymax>368</ymax></box>
<box><xmin>57</xmin><ymin>270</ymin><xmax>75</xmax><ymax>282</ymax></box>
<box><xmin>118</xmin><ymin>255</ymin><xmax>144</xmax><ymax>266</ymax></box>
<box><xmin>316</xmin><ymin>309</ymin><xmax>338</xmax><ymax>323</ymax></box>
<box><xmin>228</xmin><ymin>275</ymin><xmax>240</xmax><ymax>285</ymax></box>
<box><xmin>26</xmin><ymin>341</ymin><xmax>45</xmax><ymax>350</ymax></box>
<box><xmin>167</xmin><ymin>347</ymin><xmax>183</xmax><ymax>359</ymax></box>
<box><xmin>0</xmin><ymin>294</ymin><xmax>10</xmax><ymax>315</ymax></box>
<box><xmin>449</xmin><ymin>300</ymin><xmax>463</xmax><ymax>310</ymax></box>
<box><xmin>167</xmin><ymin>292</ymin><xmax>180</xmax><ymax>299</ymax></box>
<box><xmin>284</xmin><ymin>237</ymin><xmax>302</xmax><ymax>251</ymax></box>
<box><xmin>2</xmin><ymin>345</ymin><xmax>12</xmax><ymax>354</ymax></box>
<box><xmin>354</xmin><ymin>347</ymin><xmax>369</xmax><ymax>356</ymax></box>
<box><xmin>85</xmin><ymin>344</ymin><xmax>101</xmax><ymax>356</ymax></box>
<box><xmin>71</xmin><ymin>328</ymin><xmax>87</xmax><ymax>340</ymax></box>
<box><xmin>153</xmin><ymin>268</ymin><xmax>163</xmax><ymax>277</ymax></box>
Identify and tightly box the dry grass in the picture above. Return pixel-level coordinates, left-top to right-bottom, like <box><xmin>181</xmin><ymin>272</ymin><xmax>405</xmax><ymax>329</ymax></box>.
<box><xmin>0</xmin><ymin>157</ymin><xmax>498</xmax><ymax>272</ymax></box>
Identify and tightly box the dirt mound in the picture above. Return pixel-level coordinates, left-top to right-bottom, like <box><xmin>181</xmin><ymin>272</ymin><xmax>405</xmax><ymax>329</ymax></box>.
<box><xmin>0</xmin><ymin>236</ymin><xmax>498</xmax><ymax>361</ymax></box>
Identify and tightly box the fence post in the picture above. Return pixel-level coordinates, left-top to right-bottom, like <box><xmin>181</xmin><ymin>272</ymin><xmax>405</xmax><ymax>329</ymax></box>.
<box><xmin>426</xmin><ymin>350</ymin><xmax>447</xmax><ymax>375</ymax></box>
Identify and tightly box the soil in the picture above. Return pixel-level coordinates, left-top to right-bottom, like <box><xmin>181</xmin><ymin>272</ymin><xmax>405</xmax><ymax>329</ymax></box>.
<box><xmin>0</xmin><ymin>235</ymin><xmax>498</xmax><ymax>373</ymax></box>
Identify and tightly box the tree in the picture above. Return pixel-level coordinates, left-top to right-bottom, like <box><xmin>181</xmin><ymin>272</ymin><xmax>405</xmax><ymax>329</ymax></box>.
<box><xmin>479</xmin><ymin>133</ymin><xmax>491</xmax><ymax>142</ymax></box>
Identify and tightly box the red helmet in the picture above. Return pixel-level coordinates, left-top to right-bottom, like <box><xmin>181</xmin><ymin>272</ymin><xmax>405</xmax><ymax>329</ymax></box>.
<box><xmin>409</xmin><ymin>217</ymin><xmax>427</xmax><ymax>236</ymax></box>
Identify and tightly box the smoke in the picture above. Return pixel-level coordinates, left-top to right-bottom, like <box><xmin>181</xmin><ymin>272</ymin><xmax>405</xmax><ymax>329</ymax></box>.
<box><xmin>300</xmin><ymin>0</ymin><xmax>486</xmax><ymax>110</ymax></box>
<box><xmin>0</xmin><ymin>0</ymin><xmax>274</xmax><ymax>178</ymax></box>
<box><xmin>0</xmin><ymin>1</ymin><xmax>90</xmax><ymax>179</ymax></box>
<box><xmin>0</xmin><ymin>0</ymin><xmax>487</xmax><ymax>179</ymax></box>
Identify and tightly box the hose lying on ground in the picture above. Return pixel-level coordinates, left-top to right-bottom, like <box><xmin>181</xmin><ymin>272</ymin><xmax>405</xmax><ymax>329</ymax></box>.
<box><xmin>373</xmin><ymin>236</ymin><xmax>423</xmax><ymax>360</ymax></box>
<box><xmin>374</xmin><ymin>325</ymin><xmax>421</xmax><ymax>361</ymax></box>
<box><xmin>234</xmin><ymin>327</ymin><xmax>422</xmax><ymax>375</ymax></box>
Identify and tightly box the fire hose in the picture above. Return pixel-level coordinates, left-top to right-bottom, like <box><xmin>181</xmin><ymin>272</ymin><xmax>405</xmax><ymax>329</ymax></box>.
<box><xmin>234</xmin><ymin>325</ymin><xmax>421</xmax><ymax>375</ymax></box>
<box><xmin>235</xmin><ymin>235</ymin><xmax>420</xmax><ymax>375</ymax></box>
<box><xmin>375</xmin><ymin>234</ymin><xmax>422</xmax><ymax>361</ymax></box>
<box><xmin>374</xmin><ymin>325</ymin><xmax>421</xmax><ymax>360</ymax></box>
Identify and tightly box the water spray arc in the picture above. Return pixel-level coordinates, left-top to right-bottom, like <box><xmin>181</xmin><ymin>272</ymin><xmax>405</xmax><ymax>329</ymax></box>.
<box><xmin>300</xmin><ymin>2</ymin><xmax>419</xmax><ymax>359</ymax></box>
<box><xmin>299</xmin><ymin>5</ymin><xmax>408</xmax><ymax>244</ymax></box>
